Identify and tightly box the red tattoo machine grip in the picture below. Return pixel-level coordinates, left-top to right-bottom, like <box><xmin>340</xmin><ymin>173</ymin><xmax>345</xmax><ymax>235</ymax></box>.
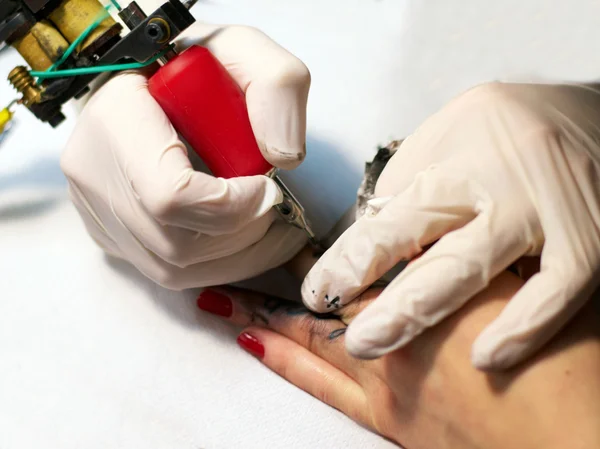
<box><xmin>148</xmin><ymin>45</ymin><xmax>320</xmax><ymax>247</ymax></box>
<box><xmin>148</xmin><ymin>45</ymin><xmax>273</xmax><ymax>179</ymax></box>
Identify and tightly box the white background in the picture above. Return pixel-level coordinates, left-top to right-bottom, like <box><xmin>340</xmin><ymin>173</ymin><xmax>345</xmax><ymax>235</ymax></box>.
<box><xmin>2</xmin><ymin>0</ymin><xmax>600</xmax><ymax>447</ymax></box>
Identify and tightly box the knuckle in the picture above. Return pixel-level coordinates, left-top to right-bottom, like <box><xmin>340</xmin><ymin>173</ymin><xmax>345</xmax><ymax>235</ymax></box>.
<box><xmin>60</xmin><ymin>146</ymin><xmax>77</xmax><ymax>178</ymax></box>
<box><xmin>227</xmin><ymin>24</ymin><xmax>262</xmax><ymax>37</ymax></box>
<box><xmin>457</xmin><ymin>81</ymin><xmax>550</xmax><ymax>129</ymax></box>
<box><xmin>60</xmin><ymin>136</ymin><xmax>89</xmax><ymax>183</ymax></box>
<box><xmin>369</xmin><ymin>385</ymin><xmax>400</xmax><ymax>435</ymax></box>
<box><xmin>342</xmin><ymin>289</ymin><xmax>382</xmax><ymax>322</ymax></box>
<box><xmin>154</xmin><ymin>237</ymin><xmax>194</xmax><ymax>269</ymax></box>
<box><xmin>300</xmin><ymin>317</ymin><xmax>328</xmax><ymax>352</ymax></box>
<box><xmin>218</xmin><ymin>25</ymin><xmax>311</xmax><ymax>89</ymax></box>
<box><xmin>83</xmin><ymin>73</ymin><xmax>147</xmax><ymax>122</ymax></box>
<box><xmin>271</xmin><ymin>356</ymin><xmax>291</xmax><ymax>380</ymax></box>
<box><xmin>85</xmin><ymin>83</ymin><xmax>119</xmax><ymax>116</ymax></box>
<box><xmin>267</xmin><ymin>55</ymin><xmax>311</xmax><ymax>88</ymax></box>
<box><xmin>467</xmin><ymin>81</ymin><xmax>509</xmax><ymax>99</ymax></box>
<box><xmin>312</xmin><ymin>384</ymin><xmax>334</xmax><ymax>406</ymax></box>
<box><xmin>305</xmin><ymin>324</ymin><xmax>320</xmax><ymax>354</ymax></box>
<box><xmin>143</xmin><ymin>189</ymin><xmax>179</xmax><ymax>221</ymax></box>
<box><xmin>147</xmin><ymin>265</ymin><xmax>183</xmax><ymax>290</ymax></box>
<box><xmin>100</xmin><ymin>72</ymin><xmax>146</xmax><ymax>97</ymax></box>
<box><xmin>156</xmin><ymin>243</ymin><xmax>184</xmax><ymax>267</ymax></box>
<box><xmin>457</xmin><ymin>81</ymin><xmax>515</xmax><ymax>111</ymax></box>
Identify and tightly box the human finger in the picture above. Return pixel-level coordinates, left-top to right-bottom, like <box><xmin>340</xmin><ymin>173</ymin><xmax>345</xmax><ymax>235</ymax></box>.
<box><xmin>197</xmin><ymin>286</ymin><xmax>355</xmax><ymax>372</ymax></box>
<box><xmin>127</xmin><ymin>221</ymin><xmax>305</xmax><ymax>289</ymax></box>
<box><xmin>180</xmin><ymin>23</ymin><xmax>310</xmax><ymax>169</ymax></box>
<box><xmin>236</xmin><ymin>327</ymin><xmax>370</xmax><ymax>425</ymax></box>
<box><xmin>471</xmin><ymin>254</ymin><xmax>596</xmax><ymax>370</ymax></box>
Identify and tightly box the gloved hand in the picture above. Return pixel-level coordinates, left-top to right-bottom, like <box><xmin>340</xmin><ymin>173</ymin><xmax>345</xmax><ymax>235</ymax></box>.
<box><xmin>302</xmin><ymin>81</ymin><xmax>600</xmax><ymax>370</ymax></box>
<box><xmin>61</xmin><ymin>23</ymin><xmax>310</xmax><ymax>289</ymax></box>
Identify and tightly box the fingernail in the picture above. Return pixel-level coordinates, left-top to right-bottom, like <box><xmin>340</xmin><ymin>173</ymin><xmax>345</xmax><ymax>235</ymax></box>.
<box><xmin>237</xmin><ymin>332</ymin><xmax>265</xmax><ymax>359</ymax></box>
<box><xmin>196</xmin><ymin>289</ymin><xmax>232</xmax><ymax>317</ymax></box>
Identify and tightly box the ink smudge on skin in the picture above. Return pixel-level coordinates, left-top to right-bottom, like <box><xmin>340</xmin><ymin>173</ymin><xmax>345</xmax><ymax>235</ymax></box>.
<box><xmin>285</xmin><ymin>305</ymin><xmax>310</xmax><ymax>316</ymax></box>
<box><xmin>264</xmin><ymin>297</ymin><xmax>283</xmax><ymax>314</ymax></box>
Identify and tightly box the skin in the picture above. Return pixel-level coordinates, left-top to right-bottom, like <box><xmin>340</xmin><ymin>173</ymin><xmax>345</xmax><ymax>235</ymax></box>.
<box><xmin>199</xmin><ymin>249</ymin><xmax>600</xmax><ymax>449</ymax></box>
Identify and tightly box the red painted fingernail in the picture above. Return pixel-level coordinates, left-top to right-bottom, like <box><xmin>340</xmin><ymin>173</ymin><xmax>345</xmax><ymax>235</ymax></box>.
<box><xmin>237</xmin><ymin>332</ymin><xmax>265</xmax><ymax>359</ymax></box>
<box><xmin>196</xmin><ymin>290</ymin><xmax>232</xmax><ymax>317</ymax></box>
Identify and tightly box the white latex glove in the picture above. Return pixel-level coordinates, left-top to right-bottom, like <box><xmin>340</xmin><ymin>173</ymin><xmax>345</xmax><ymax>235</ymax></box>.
<box><xmin>302</xmin><ymin>81</ymin><xmax>600</xmax><ymax>370</ymax></box>
<box><xmin>61</xmin><ymin>23</ymin><xmax>310</xmax><ymax>289</ymax></box>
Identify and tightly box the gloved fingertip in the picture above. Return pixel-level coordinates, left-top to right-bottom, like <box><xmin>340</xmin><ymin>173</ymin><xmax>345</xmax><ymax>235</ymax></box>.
<box><xmin>264</xmin><ymin>143</ymin><xmax>306</xmax><ymax>171</ymax></box>
<box><xmin>471</xmin><ymin>335</ymin><xmax>525</xmax><ymax>371</ymax></box>
<box><xmin>470</xmin><ymin>330</ymin><xmax>496</xmax><ymax>370</ymax></box>
<box><xmin>345</xmin><ymin>312</ymin><xmax>414</xmax><ymax>360</ymax></box>
<box><xmin>344</xmin><ymin>329</ymin><xmax>388</xmax><ymax>360</ymax></box>
<box><xmin>470</xmin><ymin>348</ymin><xmax>495</xmax><ymax>371</ymax></box>
<box><xmin>300</xmin><ymin>278</ymin><xmax>330</xmax><ymax>313</ymax></box>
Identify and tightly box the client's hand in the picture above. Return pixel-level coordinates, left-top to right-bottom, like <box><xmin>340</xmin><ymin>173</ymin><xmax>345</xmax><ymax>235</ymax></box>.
<box><xmin>196</xmin><ymin>265</ymin><xmax>600</xmax><ymax>449</ymax></box>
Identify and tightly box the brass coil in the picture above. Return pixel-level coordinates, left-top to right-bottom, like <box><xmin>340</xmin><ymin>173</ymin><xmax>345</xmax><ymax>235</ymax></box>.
<box><xmin>8</xmin><ymin>67</ymin><xmax>42</xmax><ymax>106</ymax></box>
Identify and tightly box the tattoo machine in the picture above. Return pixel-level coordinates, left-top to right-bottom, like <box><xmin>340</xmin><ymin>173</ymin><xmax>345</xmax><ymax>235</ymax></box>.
<box><xmin>0</xmin><ymin>0</ymin><xmax>320</xmax><ymax>246</ymax></box>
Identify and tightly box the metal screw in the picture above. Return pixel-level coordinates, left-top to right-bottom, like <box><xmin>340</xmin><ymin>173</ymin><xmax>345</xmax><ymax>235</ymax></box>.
<box><xmin>145</xmin><ymin>20</ymin><xmax>169</xmax><ymax>43</ymax></box>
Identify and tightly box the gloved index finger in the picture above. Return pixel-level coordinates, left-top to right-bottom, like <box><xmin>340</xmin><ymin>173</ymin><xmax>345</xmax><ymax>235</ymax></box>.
<box><xmin>178</xmin><ymin>23</ymin><xmax>310</xmax><ymax>170</ymax></box>
<box><xmin>301</xmin><ymin>166</ymin><xmax>477</xmax><ymax>313</ymax></box>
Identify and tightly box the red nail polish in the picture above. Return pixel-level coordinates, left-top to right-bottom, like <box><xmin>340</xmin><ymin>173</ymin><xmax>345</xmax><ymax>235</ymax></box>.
<box><xmin>197</xmin><ymin>290</ymin><xmax>232</xmax><ymax>317</ymax></box>
<box><xmin>237</xmin><ymin>332</ymin><xmax>265</xmax><ymax>359</ymax></box>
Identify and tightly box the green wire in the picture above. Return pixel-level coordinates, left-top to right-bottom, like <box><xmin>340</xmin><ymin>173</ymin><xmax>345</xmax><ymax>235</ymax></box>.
<box><xmin>47</xmin><ymin>5</ymin><xmax>112</xmax><ymax>72</ymax></box>
<box><xmin>30</xmin><ymin>47</ymin><xmax>172</xmax><ymax>79</ymax></box>
<box><xmin>32</xmin><ymin>2</ymin><xmax>170</xmax><ymax>80</ymax></box>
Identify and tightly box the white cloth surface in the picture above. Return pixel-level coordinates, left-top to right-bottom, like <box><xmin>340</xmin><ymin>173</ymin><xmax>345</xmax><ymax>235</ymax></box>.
<box><xmin>2</xmin><ymin>0</ymin><xmax>600</xmax><ymax>447</ymax></box>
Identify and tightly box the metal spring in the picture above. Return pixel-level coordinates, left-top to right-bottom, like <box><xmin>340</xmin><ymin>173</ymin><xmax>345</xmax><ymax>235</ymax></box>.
<box><xmin>8</xmin><ymin>66</ymin><xmax>41</xmax><ymax>106</ymax></box>
<box><xmin>8</xmin><ymin>66</ymin><xmax>33</xmax><ymax>91</ymax></box>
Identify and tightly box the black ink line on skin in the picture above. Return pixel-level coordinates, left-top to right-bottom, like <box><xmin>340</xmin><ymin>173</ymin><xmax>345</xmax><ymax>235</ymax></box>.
<box><xmin>264</xmin><ymin>297</ymin><xmax>283</xmax><ymax>314</ymax></box>
<box><xmin>259</xmin><ymin>295</ymin><xmax>341</xmax><ymax>321</ymax></box>
<box><xmin>285</xmin><ymin>306</ymin><xmax>310</xmax><ymax>316</ymax></box>
<box><xmin>263</xmin><ymin>297</ymin><xmax>309</xmax><ymax>316</ymax></box>
<box><xmin>312</xmin><ymin>312</ymin><xmax>338</xmax><ymax>321</ymax></box>
<box><xmin>286</xmin><ymin>306</ymin><xmax>337</xmax><ymax>321</ymax></box>
<box><xmin>250</xmin><ymin>312</ymin><xmax>269</xmax><ymax>326</ymax></box>
<box><xmin>328</xmin><ymin>328</ymin><xmax>346</xmax><ymax>340</ymax></box>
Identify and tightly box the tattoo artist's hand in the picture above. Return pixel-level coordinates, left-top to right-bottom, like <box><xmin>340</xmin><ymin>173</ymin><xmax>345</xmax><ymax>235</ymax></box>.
<box><xmin>196</xmin><ymin>271</ymin><xmax>600</xmax><ymax>449</ymax></box>
<box><xmin>302</xmin><ymin>82</ymin><xmax>600</xmax><ymax>370</ymax></box>
<box><xmin>61</xmin><ymin>23</ymin><xmax>309</xmax><ymax>289</ymax></box>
